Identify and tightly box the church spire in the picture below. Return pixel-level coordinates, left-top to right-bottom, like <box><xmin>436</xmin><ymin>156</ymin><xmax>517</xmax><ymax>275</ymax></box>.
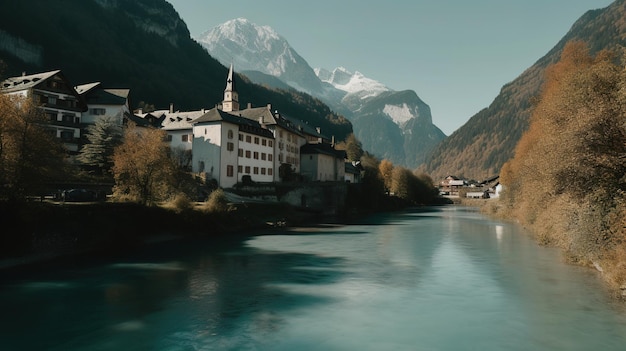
<box><xmin>222</xmin><ymin>63</ymin><xmax>239</xmax><ymax>112</ymax></box>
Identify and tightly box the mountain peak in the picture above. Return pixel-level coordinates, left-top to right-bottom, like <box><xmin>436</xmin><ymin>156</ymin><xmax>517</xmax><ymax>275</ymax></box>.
<box><xmin>196</xmin><ymin>18</ymin><xmax>318</xmax><ymax>91</ymax></box>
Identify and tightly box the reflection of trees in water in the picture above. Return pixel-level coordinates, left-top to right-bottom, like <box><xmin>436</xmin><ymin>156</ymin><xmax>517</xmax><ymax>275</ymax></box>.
<box><xmin>185</xmin><ymin>248</ymin><xmax>346</xmax><ymax>335</ymax></box>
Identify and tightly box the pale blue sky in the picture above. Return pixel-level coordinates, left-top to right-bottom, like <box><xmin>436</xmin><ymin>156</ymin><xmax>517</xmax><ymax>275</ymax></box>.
<box><xmin>168</xmin><ymin>0</ymin><xmax>614</xmax><ymax>135</ymax></box>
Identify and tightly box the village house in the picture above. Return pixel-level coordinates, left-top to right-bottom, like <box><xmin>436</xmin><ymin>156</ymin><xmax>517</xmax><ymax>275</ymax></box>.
<box><xmin>1</xmin><ymin>70</ymin><xmax>131</xmax><ymax>157</ymax></box>
<box><xmin>1</xmin><ymin>70</ymin><xmax>87</xmax><ymax>154</ymax></box>
<box><xmin>2</xmin><ymin>67</ymin><xmax>358</xmax><ymax>190</ymax></box>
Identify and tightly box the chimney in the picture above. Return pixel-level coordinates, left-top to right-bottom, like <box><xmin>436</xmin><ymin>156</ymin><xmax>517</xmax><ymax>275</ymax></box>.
<box><xmin>169</xmin><ymin>103</ymin><xmax>174</xmax><ymax>113</ymax></box>
<box><xmin>331</xmin><ymin>135</ymin><xmax>335</xmax><ymax>147</ymax></box>
<box><xmin>266</xmin><ymin>103</ymin><xmax>272</xmax><ymax>111</ymax></box>
<box><xmin>247</xmin><ymin>102</ymin><xmax>252</xmax><ymax>109</ymax></box>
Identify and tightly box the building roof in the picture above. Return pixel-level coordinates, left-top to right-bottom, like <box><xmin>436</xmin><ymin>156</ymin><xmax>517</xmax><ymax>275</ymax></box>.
<box><xmin>158</xmin><ymin>109</ymin><xmax>207</xmax><ymax>131</ymax></box>
<box><xmin>131</xmin><ymin>111</ymin><xmax>165</xmax><ymax>128</ymax></box>
<box><xmin>193</xmin><ymin>108</ymin><xmax>274</xmax><ymax>139</ymax></box>
<box><xmin>237</xmin><ymin>105</ymin><xmax>332</xmax><ymax>140</ymax></box>
<box><xmin>76</xmin><ymin>82</ymin><xmax>129</xmax><ymax>106</ymax></box>
<box><xmin>301</xmin><ymin>142</ymin><xmax>346</xmax><ymax>159</ymax></box>
<box><xmin>0</xmin><ymin>70</ymin><xmax>61</xmax><ymax>93</ymax></box>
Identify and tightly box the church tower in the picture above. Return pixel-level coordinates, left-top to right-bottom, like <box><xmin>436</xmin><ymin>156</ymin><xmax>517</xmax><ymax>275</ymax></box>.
<box><xmin>222</xmin><ymin>63</ymin><xmax>239</xmax><ymax>112</ymax></box>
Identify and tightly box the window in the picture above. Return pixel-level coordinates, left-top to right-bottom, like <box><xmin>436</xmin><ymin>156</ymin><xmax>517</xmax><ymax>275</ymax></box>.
<box><xmin>238</xmin><ymin>148</ymin><xmax>243</xmax><ymax>157</ymax></box>
<box><xmin>268</xmin><ymin>140</ymin><xmax>273</xmax><ymax>147</ymax></box>
<box><xmin>262</xmin><ymin>139</ymin><xmax>267</xmax><ymax>146</ymax></box>
<box><xmin>253</xmin><ymin>167</ymin><xmax>259</xmax><ymax>174</ymax></box>
<box><xmin>268</xmin><ymin>168</ymin><xmax>273</xmax><ymax>176</ymax></box>
<box><xmin>261</xmin><ymin>153</ymin><xmax>266</xmax><ymax>161</ymax></box>
<box><xmin>60</xmin><ymin>130</ymin><xmax>73</xmax><ymax>140</ymax></box>
<box><xmin>253</xmin><ymin>152</ymin><xmax>259</xmax><ymax>159</ymax></box>
<box><xmin>239</xmin><ymin>133</ymin><xmax>243</xmax><ymax>141</ymax></box>
<box><xmin>227</xmin><ymin>165</ymin><xmax>234</xmax><ymax>177</ymax></box>
<box><xmin>166</xmin><ymin>135</ymin><xmax>172</xmax><ymax>142</ymax></box>
<box><xmin>268</xmin><ymin>154</ymin><xmax>273</xmax><ymax>161</ymax></box>
<box><xmin>62</xmin><ymin>114</ymin><xmax>74</xmax><ymax>123</ymax></box>
<box><xmin>246</xmin><ymin>135</ymin><xmax>251</xmax><ymax>143</ymax></box>
<box><xmin>228</xmin><ymin>130</ymin><xmax>234</xmax><ymax>139</ymax></box>
<box><xmin>238</xmin><ymin>165</ymin><xmax>243</xmax><ymax>173</ymax></box>
<box><xmin>245</xmin><ymin>150</ymin><xmax>251</xmax><ymax>158</ymax></box>
<box><xmin>261</xmin><ymin>168</ymin><xmax>266</xmax><ymax>175</ymax></box>
<box><xmin>90</xmin><ymin>108</ymin><xmax>106</xmax><ymax>115</ymax></box>
<box><xmin>254</xmin><ymin>137</ymin><xmax>259</xmax><ymax>144</ymax></box>
<box><xmin>245</xmin><ymin>166</ymin><xmax>250</xmax><ymax>174</ymax></box>
<box><xmin>227</xmin><ymin>142</ymin><xmax>234</xmax><ymax>151</ymax></box>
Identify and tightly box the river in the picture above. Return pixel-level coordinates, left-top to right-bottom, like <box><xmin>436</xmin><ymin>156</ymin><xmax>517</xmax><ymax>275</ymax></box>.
<box><xmin>1</xmin><ymin>205</ymin><xmax>626</xmax><ymax>350</ymax></box>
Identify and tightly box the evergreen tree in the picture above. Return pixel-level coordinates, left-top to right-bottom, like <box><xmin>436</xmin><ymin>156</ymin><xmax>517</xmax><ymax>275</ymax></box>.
<box><xmin>77</xmin><ymin>116</ymin><xmax>123</xmax><ymax>175</ymax></box>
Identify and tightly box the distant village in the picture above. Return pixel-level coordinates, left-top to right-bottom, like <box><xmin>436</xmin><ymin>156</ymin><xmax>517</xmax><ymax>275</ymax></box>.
<box><xmin>1</xmin><ymin>66</ymin><xmax>498</xmax><ymax>202</ymax></box>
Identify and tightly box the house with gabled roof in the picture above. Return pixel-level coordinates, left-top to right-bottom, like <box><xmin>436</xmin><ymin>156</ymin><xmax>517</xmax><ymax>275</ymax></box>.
<box><xmin>1</xmin><ymin>70</ymin><xmax>87</xmax><ymax>153</ymax></box>
<box><xmin>300</xmin><ymin>142</ymin><xmax>346</xmax><ymax>182</ymax></box>
<box><xmin>75</xmin><ymin>82</ymin><xmax>130</xmax><ymax>126</ymax></box>
<box><xmin>191</xmin><ymin>108</ymin><xmax>275</xmax><ymax>188</ymax></box>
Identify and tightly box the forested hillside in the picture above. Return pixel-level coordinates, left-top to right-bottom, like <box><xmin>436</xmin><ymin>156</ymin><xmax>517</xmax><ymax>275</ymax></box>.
<box><xmin>496</xmin><ymin>41</ymin><xmax>626</xmax><ymax>296</ymax></box>
<box><xmin>420</xmin><ymin>0</ymin><xmax>624</xmax><ymax>181</ymax></box>
<box><xmin>0</xmin><ymin>0</ymin><xmax>352</xmax><ymax>141</ymax></box>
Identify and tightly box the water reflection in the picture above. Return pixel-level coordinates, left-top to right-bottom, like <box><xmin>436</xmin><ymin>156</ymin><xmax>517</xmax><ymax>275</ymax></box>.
<box><xmin>1</xmin><ymin>206</ymin><xmax>626</xmax><ymax>350</ymax></box>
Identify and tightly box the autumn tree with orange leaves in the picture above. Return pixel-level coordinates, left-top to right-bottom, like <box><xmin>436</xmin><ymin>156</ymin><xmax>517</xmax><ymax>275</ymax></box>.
<box><xmin>499</xmin><ymin>41</ymin><xmax>626</xmax><ymax>293</ymax></box>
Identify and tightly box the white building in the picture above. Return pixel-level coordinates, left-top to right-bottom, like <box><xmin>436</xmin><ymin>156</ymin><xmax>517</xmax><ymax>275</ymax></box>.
<box><xmin>75</xmin><ymin>82</ymin><xmax>130</xmax><ymax>126</ymax></box>
<box><xmin>1</xmin><ymin>70</ymin><xmax>131</xmax><ymax>157</ymax></box>
<box><xmin>1</xmin><ymin>70</ymin><xmax>87</xmax><ymax>153</ymax></box>
<box><xmin>300</xmin><ymin>143</ymin><xmax>346</xmax><ymax>182</ymax></box>
<box><xmin>191</xmin><ymin>108</ymin><xmax>274</xmax><ymax>188</ymax></box>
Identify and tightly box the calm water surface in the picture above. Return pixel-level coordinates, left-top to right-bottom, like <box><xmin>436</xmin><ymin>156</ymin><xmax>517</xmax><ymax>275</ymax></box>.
<box><xmin>2</xmin><ymin>206</ymin><xmax>626</xmax><ymax>350</ymax></box>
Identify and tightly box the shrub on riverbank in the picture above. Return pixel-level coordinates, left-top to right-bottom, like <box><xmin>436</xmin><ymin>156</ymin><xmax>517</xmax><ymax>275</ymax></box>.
<box><xmin>497</xmin><ymin>42</ymin><xmax>626</xmax><ymax>297</ymax></box>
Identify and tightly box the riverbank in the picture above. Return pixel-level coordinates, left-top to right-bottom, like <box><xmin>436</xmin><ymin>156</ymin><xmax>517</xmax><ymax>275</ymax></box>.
<box><xmin>459</xmin><ymin>197</ymin><xmax>626</xmax><ymax>301</ymax></box>
<box><xmin>0</xmin><ymin>200</ymin><xmax>315</xmax><ymax>270</ymax></box>
<box><xmin>0</xmin><ymin>195</ymin><xmax>414</xmax><ymax>272</ymax></box>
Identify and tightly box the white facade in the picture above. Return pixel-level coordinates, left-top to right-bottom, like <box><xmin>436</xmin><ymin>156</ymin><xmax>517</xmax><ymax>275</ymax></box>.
<box><xmin>237</xmin><ymin>130</ymin><xmax>274</xmax><ymax>184</ymax></box>
<box><xmin>301</xmin><ymin>153</ymin><xmax>345</xmax><ymax>181</ymax></box>
<box><xmin>272</xmin><ymin>125</ymin><xmax>306</xmax><ymax>180</ymax></box>
<box><xmin>192</xmin><ymin>115</ymin><xmax>275</xmax><ymax>188</ymax></box>
<box><xmin>193</xmin><ymin>122</ymin><xmax>229</xmax><ymax>186</ymax></box>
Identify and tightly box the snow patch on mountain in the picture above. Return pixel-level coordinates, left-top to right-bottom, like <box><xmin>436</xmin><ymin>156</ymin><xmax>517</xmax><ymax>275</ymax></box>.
<box><xmin>315</xmin><ymin>67</ymin><xmax>389</xmax><ymax>97</ymax></box>
<box><xmin>383</xmin><ymin>103</ymin><xmax>416</xmax><ymax>126</ymax></box>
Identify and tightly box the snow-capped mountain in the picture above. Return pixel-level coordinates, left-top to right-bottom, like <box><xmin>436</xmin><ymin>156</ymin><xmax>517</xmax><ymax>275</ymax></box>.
<box><xmin>196</xmin><ymin>18</ymin><xmax>446</xmax><ymax>168</ymax></box>
<box><xmin>196</xmin><ymin>18</ymin><xmax>325</xmax><ymax>97</ymax></box>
